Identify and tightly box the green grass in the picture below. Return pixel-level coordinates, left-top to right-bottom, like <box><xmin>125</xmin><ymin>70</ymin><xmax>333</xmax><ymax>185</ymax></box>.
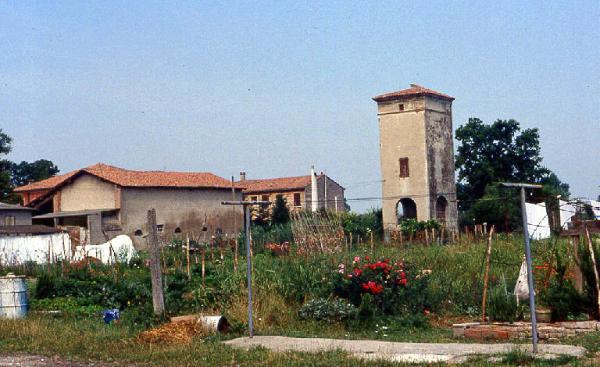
<box><xmin>1</xmin><ymin>316</ymin><xmax>599</xmax><ymax>366</ymax></box>
<box><xmin>1</xmin><ymin>234</ymin><xmax>598</xmax><ymax>366</ymax></box>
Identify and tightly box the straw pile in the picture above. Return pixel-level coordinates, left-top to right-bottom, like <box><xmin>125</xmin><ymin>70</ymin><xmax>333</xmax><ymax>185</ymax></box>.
<box><xmin>138</xmin><ymin>320</ymin><xmax>205</xmax><ymax>344</ymax></box>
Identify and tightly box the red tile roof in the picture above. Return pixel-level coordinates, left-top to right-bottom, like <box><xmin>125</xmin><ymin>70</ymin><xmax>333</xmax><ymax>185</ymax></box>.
<box><xmin>14</xmin><ymin>163</ymin><xmax>234</xmax><ymax>192</ymax></box>
<box><xmin>372</xmin><ymin>84</ymin><xmax>454</xmax><ymax>102</ymax></box>
<box><xmin>237</xmin><ymin>175</ymin><xmax>313</xmax><ymax>194</ymax></box>
<box><xmin>13</xmin><ymin>170</ymin><xmax>79</xmax><ymax>192</ymax></box>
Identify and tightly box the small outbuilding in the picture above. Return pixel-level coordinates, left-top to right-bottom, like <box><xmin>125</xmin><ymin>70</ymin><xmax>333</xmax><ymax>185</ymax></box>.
<box><xmin>0</xmin><ymin>202</ymin><xmax>36</xmax><ymax>227</ymax></box>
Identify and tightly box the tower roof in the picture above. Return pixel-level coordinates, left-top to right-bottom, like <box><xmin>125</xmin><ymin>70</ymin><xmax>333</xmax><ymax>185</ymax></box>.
<box><xmin>372</xmin><ymin>84</ymin><xmax>454</xmax><ymax>102</ymax></box>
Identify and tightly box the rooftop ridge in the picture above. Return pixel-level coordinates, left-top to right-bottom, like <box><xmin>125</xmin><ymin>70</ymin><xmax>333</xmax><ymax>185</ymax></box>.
<box><xmin>373</xmin><ymin>84</ymin><xmax>454</xmax><ymax>102</ymax></box>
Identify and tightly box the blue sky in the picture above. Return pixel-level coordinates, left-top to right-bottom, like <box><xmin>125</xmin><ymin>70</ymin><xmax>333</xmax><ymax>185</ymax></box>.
<box><xmin>1</xmin><ymin>1</ymin><xmax>598</xmax><ymax>211</ymax></box>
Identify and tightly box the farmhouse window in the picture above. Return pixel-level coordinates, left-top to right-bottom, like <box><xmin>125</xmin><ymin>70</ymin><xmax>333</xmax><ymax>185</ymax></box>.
<box><xmin>3</xmin><ymin>216</ymin><xmax>15</xmax><ymax>226</ymax></box>
<box><xmin>250</xmin><ymin>196</ymin><xmax>257</xmax><ymax>202</ymax></box>
<box><xmin>399</xmin><ymin>157</ymin><xmax>409</xmax><ymax>178</ymax></box>
<box><xmin>293</xmin><ymin>193</ymin><xmax>301</xmax><ymax>207</ymax></box>
<box><xmin>261</xmin><ymin>195</ymin><xmax>270</xmax><ymax>208</ymax></box>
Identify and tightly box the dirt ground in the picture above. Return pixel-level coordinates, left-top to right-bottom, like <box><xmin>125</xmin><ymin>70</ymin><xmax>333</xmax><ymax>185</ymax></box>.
<box><xmin>0</xmin><ymin>354</ymin><xmax>127</xmax><ymax>367</ymax></box>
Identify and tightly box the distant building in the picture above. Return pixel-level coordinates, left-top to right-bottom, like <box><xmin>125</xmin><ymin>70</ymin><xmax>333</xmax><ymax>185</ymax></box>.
<box><xmin>14</xmin><ymin>163</ymin><xmax>243</xmax><ymax>248</ymax></box>
<box><xmin>373</xmin><ymin>84</ymin><xmax>459</xmax><ymax>238</ymax></box>
<box><xmin>237</xmin><ymin>169</ymin><xmax>346</xmax><ymax>213</ymax></box>
<box><xmin>0</xmin><ymin>202</ymin><xmax>36</xmax><ymax>226</ymax></box>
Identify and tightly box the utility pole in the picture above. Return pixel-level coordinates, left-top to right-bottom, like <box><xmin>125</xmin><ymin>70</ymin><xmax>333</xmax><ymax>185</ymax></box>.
<box><xmin>501</xmin><ymin>182</ymin><xmax>542</xmax><ymax>353</ymax></box>
<box><xmin>221</xmin><ymin>200</ymin><xmax>269</xmax><ymax>338</ymax></box>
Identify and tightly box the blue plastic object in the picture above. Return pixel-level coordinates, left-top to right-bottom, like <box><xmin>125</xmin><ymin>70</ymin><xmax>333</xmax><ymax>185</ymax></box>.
<box><xmin>102</xmin><ymin>309</ymin><xmax>120</xmax><ymax>324</ymax></box>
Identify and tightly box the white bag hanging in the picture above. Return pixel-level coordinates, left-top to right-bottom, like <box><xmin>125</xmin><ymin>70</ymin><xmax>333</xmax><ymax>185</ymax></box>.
<box><xmin>514</xmin><ymin>257</ymin><xmax>530</xmax><ymax>303</ymax></box>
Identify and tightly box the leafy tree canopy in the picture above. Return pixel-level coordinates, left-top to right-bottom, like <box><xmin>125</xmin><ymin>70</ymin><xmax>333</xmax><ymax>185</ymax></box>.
<box><xmin>455</xmin><ymin>118</ymin><xmax>569</xmax><ymax>229</ymax></box>
<box><xmin>11</xmin><ymin>159</ymin><xmax>59</xmax><ymax>187</ymax></box>
<box><xmin>0</xmin><ymin>129</ymin><xmax>59</xmax><ymax>203</ymax></box>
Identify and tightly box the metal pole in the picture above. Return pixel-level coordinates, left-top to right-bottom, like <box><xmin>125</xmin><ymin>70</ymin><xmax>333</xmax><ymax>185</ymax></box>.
<box><xmin>221</xmin><ymin>200</ymin><xmax>268</xmax><ymax>338</ymax></box>
<box><xmin>501</xmin><ymin>182</ymin><xmax>542</xmax><ymax>354</ymax></box>
<box><xmin>244</xmin><ymin>204</ymin><xmax>254</xmax><ymax>338</ymax></box>
<box><xmin>520</xmin><ymin>186</ymin><xmax>538</xmax><ymax>353</ymax></box>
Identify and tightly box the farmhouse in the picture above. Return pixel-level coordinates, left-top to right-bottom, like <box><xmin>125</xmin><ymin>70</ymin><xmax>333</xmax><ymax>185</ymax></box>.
<box><xmin>14</xmin><ymin>163</ymin><xmax>243</xmax><ymax>248</ymax></box>
<box><xmin>237</xmin><ymin>169</ymin><xmax>346</xmax><ymax>213</ymax></box>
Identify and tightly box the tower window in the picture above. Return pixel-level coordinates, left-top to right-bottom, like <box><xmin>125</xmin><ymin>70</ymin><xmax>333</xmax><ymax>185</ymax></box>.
<box><xmin>398</xmin><ymin>103</ymin><xmax>404</xmax><ymax>111</ymax></box>
<box><xmin>399</xmin><ymin>157</ymin><xmax>410</xmax><ymax>178</ymax></box>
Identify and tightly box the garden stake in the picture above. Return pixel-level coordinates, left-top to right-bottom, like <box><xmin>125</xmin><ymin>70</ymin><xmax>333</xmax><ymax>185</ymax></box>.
<box><xmin>186</xmin><ymin>235</ymin><xmax>191</xmax><ymax>280</ymax></box>
<box><xmin>201</xmin><ymin>247</ymin><xmax>205</xmax><ymax>286</ymax></box>
<box><xmin>481</xmin><ymin>225</ymin><xmax>495</xmax><ymax>323</ymax></box>
<box><xmin>370</xmin><ymin>231</ymin><xmax>374</xmax><ymax>254</ymax></box>
<box><xmin>584</xmin><ymin>225</ymin><xmax>600</xmax><ymax>316</ymax></box>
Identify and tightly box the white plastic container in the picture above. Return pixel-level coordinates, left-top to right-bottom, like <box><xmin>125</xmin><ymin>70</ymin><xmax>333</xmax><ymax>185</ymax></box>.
<box><xmin>198</xmin><ymin>315</ymin><xmax>229</xmax><ymax>333</ymax></box>
<box><xmin>0</xmin><ymin>273</ymin><xmax>28</xmax><ymax>319</ymax></box>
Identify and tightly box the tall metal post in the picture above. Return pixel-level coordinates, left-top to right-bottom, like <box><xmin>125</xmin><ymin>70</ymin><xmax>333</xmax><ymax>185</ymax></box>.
<box><xmin>502</xmin><ymin>182</ymin><xmax>542</xmax><ymax>353</ymax></box>
<box><xmin>520</xmin><ymin>186</ymin><xmax>538</xmax><ymax>353</ymax></box>
<box><xmin>221</xmin><ymin>200</ymin><xmax>268</xmax><ymax>338</ymax></box>
<box><xmin>244</xmin><ymin>204</ymin><xmax>254</xmax><ymax>337</ymax></box>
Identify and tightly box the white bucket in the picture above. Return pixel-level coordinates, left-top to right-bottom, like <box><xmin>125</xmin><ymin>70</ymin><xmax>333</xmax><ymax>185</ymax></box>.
<box><xmin>0</xmin><ymin>273</ymin><xmax>28</xmax><ymax>319</ymax></box>
<box><xmin>198</xmin><ymin>315</ymin><xmax>229</xmax><ymax>333</ymax></box>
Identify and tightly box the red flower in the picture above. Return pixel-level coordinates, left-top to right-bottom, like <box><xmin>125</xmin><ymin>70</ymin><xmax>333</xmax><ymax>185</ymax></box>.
<box><xmin>362</xmin><ymin>281</ymin><xmax>383</xmax><ymax>295</ymax></box>
<box><xmin>353</xmin><ymin>268</ymin><xmax>362</xmax><ymax>277</ymax></box>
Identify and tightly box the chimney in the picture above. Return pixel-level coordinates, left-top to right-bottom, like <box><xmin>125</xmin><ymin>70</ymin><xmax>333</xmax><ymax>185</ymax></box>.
<box><xmin>310</xmin><ymin>166</ymin><xmax>318</xmax><ymax>212</ymax></box>
<box><xmin>239</xmin><ymin>172</ymin><xmax>246</xmax><ymax>181</ymax></box>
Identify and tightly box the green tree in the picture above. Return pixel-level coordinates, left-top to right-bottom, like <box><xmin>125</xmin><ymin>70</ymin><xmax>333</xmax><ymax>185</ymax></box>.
<box><xmin>271</xmin><ymin>195</ymin><xmax>290</xmax><ymax>225</ymax></box>
<box><xmin>0</xmin><ymin>129</ymin><xmax>13</xmax><ymax>201</ymax></box>
<box><xmin>0</xmin><ymin>129</ymin><xmax>60</xmax><ymax>203</ymax></box>
<box><xmin>11</xmin><ymin>159</ymin><xmax>59</xmax><ymax>187</ymax></box>
<box><xmin>455</xmin><ymin>118</ymin><xmax>569</xmax><ymax>229</ymax></box>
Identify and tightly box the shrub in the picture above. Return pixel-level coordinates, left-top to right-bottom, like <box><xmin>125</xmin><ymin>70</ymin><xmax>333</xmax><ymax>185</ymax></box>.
<box><xmin>299</xmin><ymin>298</ymin><xmax>358</xmax><ymax>323</ymax></box>
<box><xmin>332</xmin><ymin>256</ymin><xmax>430</xmax><ymax>317</ymax></box>
<box><xmin>30</xmin><ymin>296</ymin><xmax>104</xmax><ymax>318</ymax></box>
<box><xmin>340</xmin><ymin>209</ymin><xmax>383</xmax><ymax>240</ymax></box>
<box><xmin>542</xmin><ymin>278</ymin><xmax>585</xmax><ymax>322</ymax></box>
<box><xmin>488</xmin><ymin>278</ymin><xmax>517</xmax><ymax>322</ymax></box>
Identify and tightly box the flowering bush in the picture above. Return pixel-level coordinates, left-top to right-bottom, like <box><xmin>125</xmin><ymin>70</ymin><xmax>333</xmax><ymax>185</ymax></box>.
<box><xmin>333</xmin><ymin>256</ymin><xmax>423</xmax><ymax>316</ymax></box>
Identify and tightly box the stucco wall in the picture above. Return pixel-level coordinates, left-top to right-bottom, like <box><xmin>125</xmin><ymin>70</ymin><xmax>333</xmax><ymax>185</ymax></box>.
<box><xmin>377</xmin><ymin>97</ymin><xmax>430</xmax><ymax>230</ymax></box>
<box><xmin>59</xmin><ymin>174</ymin><xmax>117</xmax><ymax>211</ymax></box>
<box><xmin>424</xmin><ymin>97</ymin><xmax>458</xmax><ymax>230</ymax></box>
<box><xmin>0</xmin><ymin>210</ymin><xmax>32</xmax><ymax>226</ymax></box>
<box><xmin>121</xmin><ymin>187</ymin><xmax>243</xmax><ymax>248</ymax></box>
<box><xmin>304</xmin><ymin>176</ymin><xmax>346</xmax><ymax>212</ymax></box>
<box><xmin>244</xmin><ymin>191</ymin><xmax>305</xmax><ymax>211</ymax></box>
<box><xmin>376</xmin><ymin>95</ymin><xmax>458</xmax><ymax>235</ymax></box>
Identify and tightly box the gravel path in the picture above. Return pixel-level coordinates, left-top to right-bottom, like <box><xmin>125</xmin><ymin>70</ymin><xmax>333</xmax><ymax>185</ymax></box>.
<box><xmin>225</xmin><ymin>336</ymin><xmax>587</xmax><ymax>364</ymax></box>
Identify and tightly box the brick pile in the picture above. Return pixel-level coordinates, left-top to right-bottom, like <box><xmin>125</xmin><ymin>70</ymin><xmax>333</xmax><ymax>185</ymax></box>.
<box><xmin>453</xmin><ymin>321</ymin><xmax>600</xmax><ymax>342</ymax></box>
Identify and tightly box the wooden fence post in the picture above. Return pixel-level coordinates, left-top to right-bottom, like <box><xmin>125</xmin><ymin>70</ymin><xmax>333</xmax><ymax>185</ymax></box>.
<box><xmin>584</xmin><ymin>226</ymin><xmax>600</xmax><ymax>317</ymax></box>
<box><xmin>147</xmin><ymin>209</ymin><xmax>165</xmax><ymax>316</ymax></box>
<box><xmin>481</xmin><ymin>226</ymin><xmax>495</xmax><ymax>323</ymax></box>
